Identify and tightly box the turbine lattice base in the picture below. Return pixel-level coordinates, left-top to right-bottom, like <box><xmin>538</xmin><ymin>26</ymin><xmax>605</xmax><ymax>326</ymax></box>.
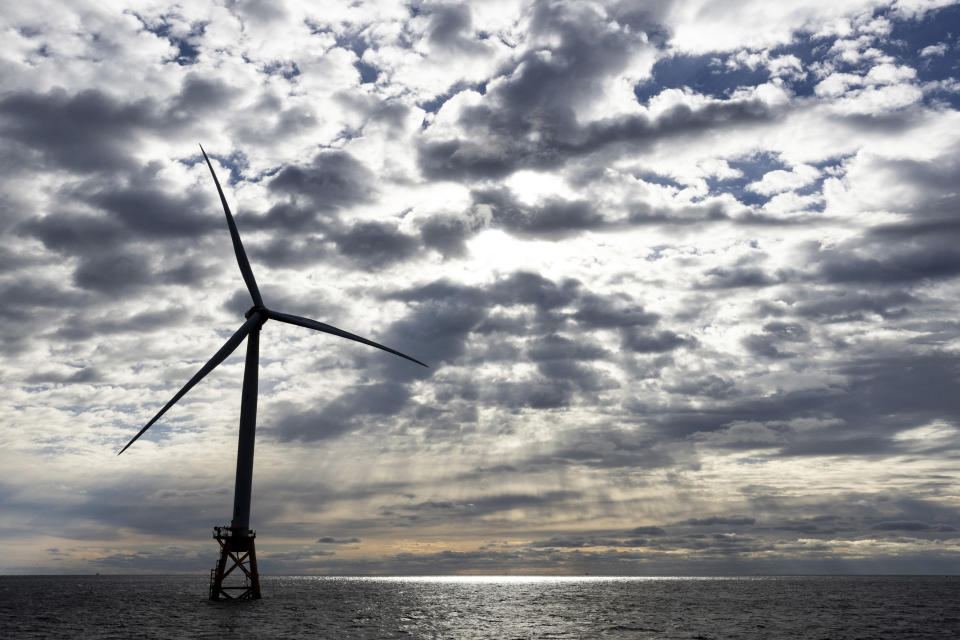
<box><xmin>209</xmin><ymin>526</ymin><xmax>261</xmax><ymax>600</ymax></box>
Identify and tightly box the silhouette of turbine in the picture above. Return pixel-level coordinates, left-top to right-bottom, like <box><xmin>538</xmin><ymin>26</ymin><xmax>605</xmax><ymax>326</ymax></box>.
<box><xmin>119</xmin><ymin>146</ymin><xmax>426</xmax><ymax>599</ymax></box>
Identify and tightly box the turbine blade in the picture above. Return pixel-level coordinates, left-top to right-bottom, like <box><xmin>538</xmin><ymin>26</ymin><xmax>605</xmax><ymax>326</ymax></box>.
<box><xmin>199</xmin><ymin>144</ymin><xmax>264</xmax><ymax>307</ymax></box>
<box><xmin>118</xmin><ymin>313</ymin><xmax>263</xmax><ymax>455</ymax></box>
<box><xmin>265</xmin><ymin>309</ymin><xmax>428</xmax><ymax>368</ymax></box>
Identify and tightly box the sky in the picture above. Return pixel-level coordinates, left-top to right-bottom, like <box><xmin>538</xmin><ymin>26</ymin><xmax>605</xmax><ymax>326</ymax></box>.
<box><xmin>1</xmin><ymin>0</ymin><xmax>960</xmax><ymax>576</ymax></box>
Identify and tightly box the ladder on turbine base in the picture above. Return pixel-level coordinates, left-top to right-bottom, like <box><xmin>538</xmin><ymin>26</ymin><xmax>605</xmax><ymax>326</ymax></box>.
<box><xmin>209</xmin><ymin>525</ymin><xmax>261</xmax><ymax>601</ymax></box>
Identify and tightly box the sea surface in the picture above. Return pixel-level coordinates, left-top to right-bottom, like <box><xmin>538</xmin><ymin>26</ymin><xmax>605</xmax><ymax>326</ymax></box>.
<box><xmin>0</xmin><ymin>575</ymin><xmax>958</xmax><ymax>639</ymax></box>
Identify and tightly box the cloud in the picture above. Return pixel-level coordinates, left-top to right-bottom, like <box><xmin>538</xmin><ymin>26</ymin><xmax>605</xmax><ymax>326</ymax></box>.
<box><xmin>416</xmin><ymin>1</ymin><xmax>784</xmax><ymax>182</ymax></box>
<box><xmin>419</xmin><ymin>96</ymin><xmax>779</xmax><ymax>181</ymax></box>
<box><xmin>471</xmin><ymin>187</ymin><xmax>606</xmax><ymax>238</ymax></box>
<box><xmin>267</xmin><ymin>150</ymin><xmax>376</xmax><ymax>215</ymax></box>
<box><xmin>0</xmin><ymin>88</ymin><xmax>159</xmax><ymax>173</ymax></box>
<box><xmin>4</xmin><ymin>0</ymin><xmax>960</xmax><ymax>577</ymax></box>
<box><xmin>742</xmin><ymin>321</ymin><xmax>810</xmax><ymax>359</ymax></box>
<box><xmin>317</xmin><ymin>536</ymin><xmax>361</xmax><ymax>543</ymax></box>
<box><xmin>687</xmin><ymin>516</ymin><xmax>756</xmax><ymax>526</ymax></box>
<box><xmin>267</xmin><ymin>382</ymin><xmax>412</xmax><ymax>443</ymax></box>
<box><xmin>331</xmin><ymin>221</ymin><xmax>421</xmax><ymax>269</ymax></box>
<box><xmin>919</xmin><ymin>43</ymin><xmax>948</xmax><ymax>57</ymax></box>
<box><xmin>631</xmin><ymin>526</ymin><xmax>667</xmax><ymax>536</ymax></box>
<box><xmin>816</xmin><ymin>244</ymin><xmax>960</xmax><ymax>284</ymax></box>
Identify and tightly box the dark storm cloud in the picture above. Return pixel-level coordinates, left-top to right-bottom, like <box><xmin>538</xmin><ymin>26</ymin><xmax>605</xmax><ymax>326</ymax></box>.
<box><xmin>161</xmin><ymin>258</ymin><xmax>212</xmax><ymax>286</ymax></box>
<box><xmin>474</xmin><ymin>312</ymin><xmax>529</xmax><ymax>335</ymax></box>
<box><xmin>0</xmin><ymin>88</ymin><xmax>160</xmax><ymax>173</ymax></box>
<box><xmin>426</xmin><ymin>3</ymin><xmax>490</xmax><ymax>56</ymax></box>
<box><xmin>767</xmin><ymin>516</ymin><xmax>848</xmax><ymax>535</ymax></box>
<box><xmin>381</xmin><ymin>269</ymin><xmax>672</xmax><ymax>376</ymax></box>
<box><xmin>0</xmin><ymin>72</ymin><xmax>250</xmax><ymax>178</ymax></box>
<box><xmin>0</xmin><ymin>280</ymin><xmax>90</xmax><ymax>310</ymax></box>
<box><xmin>73</xmin><ymin>251</ymin><xmax>154</xmax><ymax>292</ymax></box>
<box><xmin>454</xmin><ymin>464</ymin><xmax>519</xmax><ymax>482</ymax></box>
<box><xmin>631</xmin><ymin>526</ymin><xmax>667</xmax><ymax>536</ymax></box>
<box><xmin>13</xmin><ymin>131</ymin><xmax>407</xmax><ymax>300</ymax></box>
<box><xmin>52</xmin><ymin>307</ymin><xmax>182</xmax><ymax>341</ymax></box>
<box><xmin>571</xmin><ymin>294</ymin><xmax>658</xmax><ymax>328</ymax></box>
<box><xmin>471</xmin><ymin>187</ymin><xmax>606</xmax><ymax>239</ymax></box>
<box><xmin>233</xmin><ymin>0</ymin><xmax>288</xmax><ymax>23</ymax></box>
<box><xmin>740</xmin><ymin>492</ymin><xmax>960</xmax><ymax>539</ymax></box>
<box><xmin>777</xmin><ymin>436</ymin><xmax>897</xmax><ymax>457</ymax></box>
<box><xmin>267</xmin><ymin>382</ymin><xmax>411</xmax><ymax>443</ymax></box>
<box><xmin>257</xmin><ymin>151</ymin><xmax>421</xmax><ymax>269</ymax></box>
<box><xmin>871</xmin><ymin>521</ymin><xmax>933</xmax><ymax>531</ymax></box>
<box><xmin>82</xmin><ymin>181</ymin><xmax>217</xmax><ymax>238</ymax></box>
<box><xmin>664</xmin><ymin>375</ymin><xmax>737</xmax><ymax>399</ymax></box>
<box><xmin>627</xmin><ymin>200</ymin><xmax>731</xmax><ymax>226</ymax></box>
<box><xmin>245</xmin><ymin>210</ymin><xmax>333</xmax><ymax>265</ymax></box>
<box><xmin>801</xmin><ymin>145</ymin><xmax>960</xmax><ymax>286</ymax></box>
<box><xmin>8</xmin><ymin>137</ymin><xmax>235</xmax><ymax>301</ymax></box>
<box><xmin>817</xmin><ymin>244</ymin><xmax>960</xmax><ymax>284</ymax></box>
<box><xmin>529</xmin><ymin>535</ymin><xmax>630</xmax><ymax>548</ymax></box>
<box><xmin>89</xmin><ymin>548</ymin><xmax>212</xmax><ymax>572</ymax></box>
<box><xmin>788</xmin><ymin>290</ymin><xmax>915</xmax><ymax>322</ymax></box>
<box><xmin>380</xmin><ymin>283</ymin><xmax>490</xmax><ymax>372</ymax></box>
<box><xmin>762</xmin><ymin>322</ymin><xmax>809</xmax><ymax>341</ymax></box>
<box><xmin>19</xmin><ymin>212</ymin><xmax>125</xmax><ymax>256</ymax></box>
<box><xmin>389</xmin><ymin>490</ymin><xmax>582</xmax><ymax>520</ymax></box>
<box><xmin>641</xmin><ymin>351</ymin><xmax>960</xmax><ymax>455</ymax></box>
<box><xmin>317</xmin><ymin>536</ymin><xmax>361</xmax><ymax>543</ymax></box>
<box><xmin>622</xmin><ymin>328</ymin><xmax>689</xmax><ymax>353</ymax></box>
<box><xmin>11</xmin><ymin>479</ymin><xmax>260</xmax><ymax>542</ymax></box>
<box><xmin>527</xmin><ymin>333</ymin><xmax>609</xmax><ymax>362</ymax></box>
<box><xmin>417</xmin><ymin>214</ymin><xmax>473</xmax><ymax>258</ymax></box>
<box><xmin>582</xmin><ymin>98</ymin><xmax>776</xmax><ymax>154</ymax></box>
<box><xmin>267</xmin><ymin>150</ymin><xmax>376</xmax><ymax>213</ymax></box>
<box><xmin>68</xmin><ymin>249</ymin><xmax>210</xmax><ymax>294</ymax></box>
<box><xmin>24</xmin><ymin>366</ymin><xmax>102</xmax><ymax>384</ymax></box>
<box><xmin>523</xmin><ymin>443</ymin><xmax>677</xmax><ymax>470</ymax></box>
<box><xmin>491</xmin><ymin>271</ymin><xmax>581</xmax><ymax>312</ymax></box>
<box><xmin>0</xmin><ymin>279</ymin><xmax>95</xmax><ymax>353</ymax></box>
<box><xmin>366</xmin><ymin>100</ymin><xmax>412</xmax><ymax>131</ymax></box>
<box><xmin>331</xmin><ymin>221</ymin><xmax>421</xmax><ymax>269</ymax></box>
<box><xmin>170</xmin><ymin>73</ymin><xmax>238</xmax><ymax>113</ymax></box>
<box><xmin>687</xmin><ymin>516</ymin><xmax>755</xmax><ymax>526</ymax></box>
<box><xmin>274</xmin><ymin>271</ymin><xmax>685</xmax><ymax>441</ymax></box>
<box><xmin>631</xmin><ymin>531</ymin><xmax>766</xmax><ymax>554</ymax></box>
<box><xmin>856</xmin><ymin>150</ymin><xmax>960</xmax><ymax>239</ymax></box>
<box><xmin>266</xmin><ymin>397</ymin><xmax>359</xmax><ymax>441</ymax></box>
<box><xmin>535</xmin><ymin>360</ymin><xmax>614</xmax><ymax>391</ymax></box>
<box><xmin>486</xmin><ymin>378</ymin><xmax>574</xmax><ymax>409</ymax></box>
<box><xmin>519</xmin><ymin>426</ymin><xmax>682</xmax><ymax>471</ymax></box>
<box><xmin>420</xmin><ymin>97</ymin><xmax>778</xmax><ymax>182</ymax></box>
<box><xmin>699</xmin><ymin>265</ymin><xmax>780</xmax><ymax>289</ymax></box>
<box><xmin>742</xmin><ymin>321</ymin><xmax>809</xmax><ymax>359</ymax></box>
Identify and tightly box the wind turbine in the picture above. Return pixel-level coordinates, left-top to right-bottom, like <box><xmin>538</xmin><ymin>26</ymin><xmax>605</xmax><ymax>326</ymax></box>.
<box><xmin>119</xmin><ymin>146</ymin><xmax>427</xmax><ymax>600</ymax></box>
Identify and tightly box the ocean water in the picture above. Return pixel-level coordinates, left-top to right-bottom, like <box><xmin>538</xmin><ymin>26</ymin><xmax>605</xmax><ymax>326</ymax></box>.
<box><xmin>1</xmin><ymin>575</ymin><xmax>958</xmax><ymax>639</ymax></box>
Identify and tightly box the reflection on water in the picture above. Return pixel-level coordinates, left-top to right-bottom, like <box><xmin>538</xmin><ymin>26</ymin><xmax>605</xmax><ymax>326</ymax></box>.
<box><xmin>1</xmin><ymin>575</ymin><xmax>957</xmax><ymax>639</ymax></box>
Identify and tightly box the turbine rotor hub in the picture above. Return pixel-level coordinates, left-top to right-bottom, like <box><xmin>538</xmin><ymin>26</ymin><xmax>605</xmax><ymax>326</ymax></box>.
<box><xmin>245</xmin><ymin>305</ymin><xmax>268</xmax><ymax>324</ymax></box>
